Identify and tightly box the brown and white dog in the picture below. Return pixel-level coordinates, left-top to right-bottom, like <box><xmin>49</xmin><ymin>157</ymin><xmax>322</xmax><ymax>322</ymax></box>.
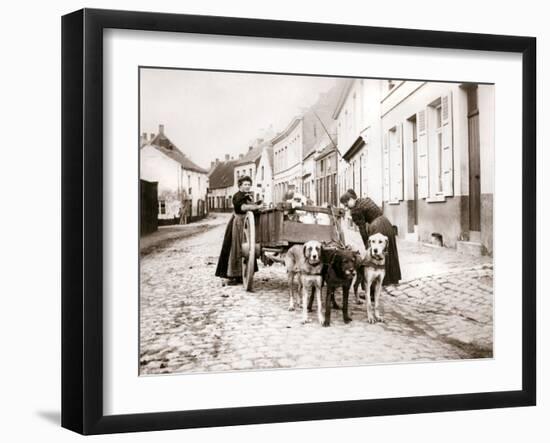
<box><xmin>362</xmin><ymin>233</ymin><xmax>388</xmax><ymax>323</ymax></box>
<box><xmin>284</xmin><ymin>240</ymin><xmax>324</xmax><ymax>324</ymax></box>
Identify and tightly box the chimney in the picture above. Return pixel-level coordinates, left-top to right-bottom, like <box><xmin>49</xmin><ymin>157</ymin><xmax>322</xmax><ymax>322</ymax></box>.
<box><xmin>210</xmin><ymin>161</ymin><xmax>215</xmax><ymax>169</ymax></box>
<box><xmin>215</xmin><ymin>158</ymin><xmax>220</xmax><ymax>164</ymax></box>
<box><xmin>239</xmin><ymin>153</ymin><xmax>244</xmax><ymax>159</ymax></box>
<box><xmin>249</xmin><ymin>146</ymin><xmax>253</xmax><ymax>151</ymax></box>
<box><xmin>158</xmin><ymin>124</ymin><xmax>165</xmax><ymax>135</ymax></box>
<box><xmin>225</xmin><ymin>154</ymin><xmax>230</xmax><ymax>161</ymax></box>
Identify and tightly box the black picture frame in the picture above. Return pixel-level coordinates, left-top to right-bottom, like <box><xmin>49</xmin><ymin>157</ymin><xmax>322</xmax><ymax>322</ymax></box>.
<box><xmin>61</xmin><ymin>8</ymin><xmax>536</xmax><ymax>435</ymax></box>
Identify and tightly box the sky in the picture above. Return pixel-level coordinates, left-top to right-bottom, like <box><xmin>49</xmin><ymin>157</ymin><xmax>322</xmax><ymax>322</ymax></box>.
<box><xmin>139</xmin><ymin>68</ymin><xmax>339</xmax><ymax>170</ymax></box>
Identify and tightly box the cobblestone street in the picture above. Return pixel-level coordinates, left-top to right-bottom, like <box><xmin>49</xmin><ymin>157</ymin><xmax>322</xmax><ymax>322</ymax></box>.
<box><xmin>139</xmin><ymin>213</ymin><xmax>493</xmax><ymax>375</ymax></box>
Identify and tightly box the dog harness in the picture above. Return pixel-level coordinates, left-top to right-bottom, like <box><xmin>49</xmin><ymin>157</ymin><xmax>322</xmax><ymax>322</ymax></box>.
<box><xmin>363</xmin><ymin>260</ymin><xmax>386</xmax><ymax>270</ymax></box>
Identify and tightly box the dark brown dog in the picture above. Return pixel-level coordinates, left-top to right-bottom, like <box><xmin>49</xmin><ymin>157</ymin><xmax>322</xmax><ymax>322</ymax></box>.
<box><xmin>309</xmin><ymin>248</ymin><xmax>357</xmax><ymax>327</ymax></box>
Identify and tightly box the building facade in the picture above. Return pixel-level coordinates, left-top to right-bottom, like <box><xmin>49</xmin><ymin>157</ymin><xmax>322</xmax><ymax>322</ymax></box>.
<box><xmin>335</xmin><ymin>79</ymin><xmax>384</xmax><ymax>207</ymax></box>
<box><xmin>254</xmin><ymin>145</ymin><xmax>274</xmax><ymax>205</ymax></box>
<box><xmin>272</xmin><ymin>118</ymin><xmax>303</xmax><ymax>202</ymax></box>
<box><xmin>315</xmin><ymin>143</ymin><xmax>338</xmax><ymax>206</ymax></box>
<box><xmin>302</xmin><ymin>149</ymin><xmax>316</xmax><ymax>204</ymax></box>
<box><xmin>140</xmin><ymin>125</ymin><xmax>208</xmax><ymax>223</ymax></box>
<box><xmin>379</xmin><ymin>80</ymin><xmax>494</xmax><ymax>254</ymax></box>
<box><xmin>207</xmin><ymin>157</ymin><xmax>237</xmax><ymax>212</ymax></box>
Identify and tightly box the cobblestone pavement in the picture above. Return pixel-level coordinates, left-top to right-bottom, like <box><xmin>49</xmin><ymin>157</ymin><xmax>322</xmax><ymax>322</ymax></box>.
<box><xmin>139</xmin><ymin>214</ymin><xmax>493</xmax><ymax>375</ymax></box>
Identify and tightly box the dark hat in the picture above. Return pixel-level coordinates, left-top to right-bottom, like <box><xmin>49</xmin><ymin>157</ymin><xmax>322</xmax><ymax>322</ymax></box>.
<box><xmin>340</xmin><ymin>189</ymin><xmax>358</xmax><ymax>204</ymax></box>
<box><xmin>237</xmin><ymin>175</ymin><xmax>253</xmax><ymax>186</ymax></box>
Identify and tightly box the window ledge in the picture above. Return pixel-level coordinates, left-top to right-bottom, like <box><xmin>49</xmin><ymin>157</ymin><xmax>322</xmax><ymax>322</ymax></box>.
<box><xmin>426</xmin><ymin>195</ymin><xmax>446</xmax><ymax>203</ymax></box>
<box><xmin>387</xmin><ymin>200</ymin><xmax>401</xmax><ymax>205</ymax></box>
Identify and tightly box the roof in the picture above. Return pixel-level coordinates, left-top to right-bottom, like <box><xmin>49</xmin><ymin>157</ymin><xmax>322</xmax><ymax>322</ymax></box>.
<box><xmin>332</xmin><ymin>78</ymin><xmax>355</xmax><ymax>119</ymax></box>
<box><xmin>342</xmin><ymin>135</ymin><xmax>366</xmax><ymax>161</ymax></box>
<box><xmin>302</xmin><ymin>81</ymin><xmax>346</xmax><ymax>159</ymax></box>
<box><xmin>315</xmin><ymin>142</ymin><xmax>337</xmax><ymax>161</ymax></box>
<box><xmin>208</xmin><ymin>160</ymin><xmax>237</xmax><ymax>189</ymax></box>
<box><xmin>270</xmin><ymin>117</ymin><xmax>302</xmax><ymax>145</ymax></box>
<box><xmin>235</xmin><ymin>144</ymin><xmax>264</xmax><ymax>167</ymax></box>
<box><xmin>144</xmin><ymin>132</ymin><xmax>208</xmax><ymax>174</ymax></box>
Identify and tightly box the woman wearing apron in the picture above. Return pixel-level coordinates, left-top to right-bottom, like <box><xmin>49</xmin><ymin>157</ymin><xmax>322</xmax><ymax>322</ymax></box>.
<box><xmin>215</xmin><ymin>176</ymin><xmax>263</xmax><ymax>285</ymax></box>
<box><xmin>340</xmin><ymin>189</ymin><xmax>402</xmax><ymax>285</ymax></box>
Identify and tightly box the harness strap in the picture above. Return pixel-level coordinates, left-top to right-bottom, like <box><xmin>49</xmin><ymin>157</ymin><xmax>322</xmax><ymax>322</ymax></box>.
<box><xmin>363</xmin><ymin>261</ymin><xmax>386</xmax><ymax>270</ymax></box>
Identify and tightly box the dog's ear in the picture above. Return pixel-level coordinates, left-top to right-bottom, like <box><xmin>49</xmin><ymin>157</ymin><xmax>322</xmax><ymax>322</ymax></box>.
<box><xmin>383</xmin><ymin>236</ymin><xmax>389</xmax><ymax>254</ymax></box>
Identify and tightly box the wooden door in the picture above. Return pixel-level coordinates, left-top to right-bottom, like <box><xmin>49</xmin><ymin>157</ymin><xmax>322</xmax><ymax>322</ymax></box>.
<box><xmin>467</xmin><ymin>86</ymin><xmax>481</xmax><ymax>232</ymax></box>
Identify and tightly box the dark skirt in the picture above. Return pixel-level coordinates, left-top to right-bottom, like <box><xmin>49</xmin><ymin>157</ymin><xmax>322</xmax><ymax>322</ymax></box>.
<box><xmin>368</xmin><ymin>215</ymin><xmax>402</xmax><ymax>285</ymax></box>
<box><xmin>215</xmin><ymin>214</ymin><xmax>258</xmax><ymax>279</ymax></box>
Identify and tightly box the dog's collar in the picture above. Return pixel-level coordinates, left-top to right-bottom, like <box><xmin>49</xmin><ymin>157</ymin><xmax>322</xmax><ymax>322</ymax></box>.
<box><xmin>364</xmin><ymin>261</ymin><xmax>386</xmax><ymax>270</ymax></box>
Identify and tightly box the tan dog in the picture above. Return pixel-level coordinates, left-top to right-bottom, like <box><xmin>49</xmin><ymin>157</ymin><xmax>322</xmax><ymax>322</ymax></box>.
<box><xmin>362</xmin><ymin>233</ymin><xmax>388</xmax><ymax>323</ymax></box>
<box><xmin>284</xmin><ymin>240</ymin><xmax>323</xmax><ymax>324</ymax></box>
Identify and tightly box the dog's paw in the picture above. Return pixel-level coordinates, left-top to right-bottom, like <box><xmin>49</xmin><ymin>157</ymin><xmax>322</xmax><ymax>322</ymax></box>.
<box><xmin>374</xmin><ymin>313</ymin><xmax>385</xmax><ymax>323</ymax></box>
<box><xmin>301</xmin><ymin>318</ymin><xmax>311</xmax><ymax>325</ymax></box>
<box><xmin>288</xmin><ymin>305</ymin><xmax>295</xmax><ymax>312</ymax></box>
<box><xmin>307</xmin><ymin>307</ymin><xmax>313</xmax><ymax>312</ymax></box>
<box><xmin>331</xmin><ymin>302</ymin><xmax>341</xmax><ymax>310</ymax></box>
<box><xmin>322</xmin><ymin>320</ymin><xmax>331</xmax><ymax>327</ymax></box>
<box><xmin>367</xmin><ymin>313</ymin><xmax>376</xmax><ymax>324</ymax></box>
<box><xmin>355</xmin><ymin>299</ymin><xmax>363</xmax><ymax>305</ymax></box>
<box><xmin>344</xmin><ymin>316</ymin><xmax>352</xmax><ymax>324</ymax></box>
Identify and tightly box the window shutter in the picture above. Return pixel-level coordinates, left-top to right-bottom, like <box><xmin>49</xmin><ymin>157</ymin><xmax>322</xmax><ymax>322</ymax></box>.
<box><xmin>417</xmin><ymin>110</ymin><xmax>429</xmax><ymax>198</ymax></box>
<box><xmin>383</xmin><ymin>132</ymin><xmax>390</xmax><ymax>202</ymax></box>
<box><xmin>441</xmin><ymin>93</ymin><xmax>454</xmax><ymax>196</ymax></box>
<box><xmin>392</xmin><ymin>124</ymin><xmax>404</xmax><ymax>201</ymax></box>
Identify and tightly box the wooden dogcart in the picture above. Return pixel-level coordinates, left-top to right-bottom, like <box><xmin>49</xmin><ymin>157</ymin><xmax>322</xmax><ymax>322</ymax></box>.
<box><xmin>240</xmin><ymin>204</ymin><xmax>346</xmax><ymax>291</ymax></box>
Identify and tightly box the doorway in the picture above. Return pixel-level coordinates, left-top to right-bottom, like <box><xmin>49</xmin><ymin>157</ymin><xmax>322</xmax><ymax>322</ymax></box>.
<box><xmin>466</xmin><ymin>84</ymin><xmax>481</xmax><ymax>235</ymax></box>
<box><xmin>407</xmin><ymin>115</ymin><xmax>419</xmax><ymax>233</ymax></box>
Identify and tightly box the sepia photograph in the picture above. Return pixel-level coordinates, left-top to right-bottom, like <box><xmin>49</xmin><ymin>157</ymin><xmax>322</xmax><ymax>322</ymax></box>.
<box><xmin>138</xmin><ymin>67</ymin><xmax>494</xmax><ymax>376</ymax></box>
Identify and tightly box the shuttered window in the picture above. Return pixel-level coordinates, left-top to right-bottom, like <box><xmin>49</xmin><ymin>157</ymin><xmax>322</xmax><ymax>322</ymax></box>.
<box><xmin>440</xmin><ymin>93</ymin><xmax>454</xmax><ymax>196</ymax></box>
<box><xmin>416</xmin><ymin>91</ymin><xmax>453</xmax><ymax>200</ymax></box>
<box><xmin>417</xmin><ymin>109</ymin><xmax>429</xmax><ymax>198</ymax></box>
<box><xmin>383</xmin><ymin>125</ymin><xmax>404</xmax><ymax>202</ymax></box>
<box><xmin>383</xmin><ymin>132</ymin><xmax>390</xmax><ymax>201</ymax></box>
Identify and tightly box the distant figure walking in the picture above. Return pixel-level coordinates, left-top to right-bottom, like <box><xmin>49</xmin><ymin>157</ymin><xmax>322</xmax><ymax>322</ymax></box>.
<box><xmin>340</xmin><ymin>189</ymin><xmax>401</xmax><ymax>285</ymax></box>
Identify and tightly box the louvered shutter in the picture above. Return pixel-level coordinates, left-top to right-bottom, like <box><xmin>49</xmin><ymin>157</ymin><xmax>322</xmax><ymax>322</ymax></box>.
<box><xmin>391</xmin><ymin>124</ymin><xmax>404</xmax><ymax>201</ymax></box>
<box><xmin>441</xmin><ymin>93</ymin><xmax>454</xmax><ymax>196</ymax></box>
<box><xmin>383</xmin><ymin>132</ymin><xmax>390</xmax><ymax>202</ymax></box>
<box><xmin>417</xmin><ymin>110</ymin><xmax>429</xmax><ymax>198</ymax></box>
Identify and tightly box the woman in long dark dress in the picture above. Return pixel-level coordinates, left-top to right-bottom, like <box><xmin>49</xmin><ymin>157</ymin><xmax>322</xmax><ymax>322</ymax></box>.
<box><xmin>340</xmin><ymin>189</ymin><xmax>401</xmax><ymax>285</ymax></box>
<box><xmin>215</xmin><ymin>176</ymin><xmax>262</xmax><ymax>285</ymax></box>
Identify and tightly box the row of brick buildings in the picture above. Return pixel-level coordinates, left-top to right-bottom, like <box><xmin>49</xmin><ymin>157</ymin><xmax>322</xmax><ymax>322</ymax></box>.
<box><xmin>208</xmin><ymin>77</ymin><xmax>494</xmax><ymax>255</ymax></box>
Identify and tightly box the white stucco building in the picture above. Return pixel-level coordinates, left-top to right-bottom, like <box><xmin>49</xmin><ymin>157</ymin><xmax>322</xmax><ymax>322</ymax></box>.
<box><xmin>379</xmin><ymin>80</ymin><xmax>494</xmax><ymax>254</ymax></box>
<box><xmin>140</xmin><ymin>124</ymin><xmax>209</xmax><ymax>223</ymax></box>
<box><xmin>272</xmin><ymin>118</ymin><xmax>303</xmax><ymax>202</ymax></box>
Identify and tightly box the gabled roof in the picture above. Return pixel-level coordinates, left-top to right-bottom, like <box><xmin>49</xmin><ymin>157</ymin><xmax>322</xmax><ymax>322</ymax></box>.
<box><xmin>209</xmin><ymin>160</ymin><xmax>237</xmax><ymax>190</ymax></box>
<box><xmin>143</xmin><ymin>132</ymin><xmax>208</xmax><ymax>174</ymax></box>
<box><xmin>235</xmin><ymin>144</ymin><xmax>264</xmax><ymax>167</ymax></box>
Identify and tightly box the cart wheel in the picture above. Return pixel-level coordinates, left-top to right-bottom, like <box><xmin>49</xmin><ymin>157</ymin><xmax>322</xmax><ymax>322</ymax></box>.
<box><xmin>241</xmin><ymin>211</ymin><xmax>256</xmax><ymax>291</ymax></box>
